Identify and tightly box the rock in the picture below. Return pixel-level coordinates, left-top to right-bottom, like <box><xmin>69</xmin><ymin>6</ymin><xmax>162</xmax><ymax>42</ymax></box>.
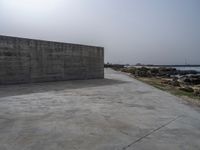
<box><xmin>135</xmin><ymin>67</ymin><xmax>151</xmax><ymax>77</ymax></box>
<box><xmin>179</xmin><ymin>86</ymin><xmax>194</xmax><ymax>93</ymax></box>
<box><xmin>171</xmin><ymin>80</ymin><xmax>180</xmax><ymax>86</ymax></box>
<box><xmin>161</xmin><ymin>79</ymin><xmax>171</xmax><ymax>84</ymax></box>
<box><xmin>170</xmin><ymin>78</ymin><xmax>180</xmax><ymax>86</ymax></box>
<box><xmin>194</xmin><ymin>89</ymin><xmax>200</xmax><ymax>97</ymax></box>
<box><xmin>180</xmin><ymin>75</ymin><xmax>200</xmax><ymax>85</ymax></box>
<box><xmin>158</xmin><ymin>67</ymin><xmax>177</xmax><ymax>77</ymax></box>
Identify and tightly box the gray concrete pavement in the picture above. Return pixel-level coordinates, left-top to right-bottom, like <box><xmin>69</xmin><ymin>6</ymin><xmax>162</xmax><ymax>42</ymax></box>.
<box><xmin>0</xmin><ymin>68</ymin><xmax>200</xmax><ymax>150</ymax></box>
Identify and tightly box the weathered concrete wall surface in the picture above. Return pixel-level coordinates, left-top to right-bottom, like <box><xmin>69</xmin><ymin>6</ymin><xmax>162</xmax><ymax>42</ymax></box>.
<box><xmin>0</xmin><ymin>35</ymin><xmax>104</xmax><ymax>84</ymax></box>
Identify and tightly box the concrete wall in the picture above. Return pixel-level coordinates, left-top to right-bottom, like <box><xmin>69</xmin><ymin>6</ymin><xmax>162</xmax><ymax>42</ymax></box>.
<box><xmin>0</xmin><ymin>35</ymin><xmax>104</xmax><ymax>84</ymax></box>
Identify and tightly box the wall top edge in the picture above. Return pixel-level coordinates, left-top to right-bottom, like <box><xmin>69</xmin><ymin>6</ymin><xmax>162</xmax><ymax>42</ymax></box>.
<box><xmin>0</xmin><ymin>35</ymin><xmax>104</xmax><ymax>49</ymax></box>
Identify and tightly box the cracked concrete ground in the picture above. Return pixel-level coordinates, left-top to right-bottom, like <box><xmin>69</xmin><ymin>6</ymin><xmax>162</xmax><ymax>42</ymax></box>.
<box><xmin>0</xmin><ymin>68</ymin><xmax>200</xmax><ymax>150</ymax></box>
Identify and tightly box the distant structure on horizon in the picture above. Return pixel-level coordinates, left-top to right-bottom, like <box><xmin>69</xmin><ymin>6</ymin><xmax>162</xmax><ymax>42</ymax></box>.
<box><xmin>0</xmin><ymin>35</ymin><xmax>104</xmax><ymax>84</ymax></box>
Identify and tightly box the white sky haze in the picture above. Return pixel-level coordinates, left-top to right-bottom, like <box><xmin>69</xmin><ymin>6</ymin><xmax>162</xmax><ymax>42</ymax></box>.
<box><xmin>0</xmin><ymin>0</ymin><xmax>200</xmax><ymax>65</ymax></box>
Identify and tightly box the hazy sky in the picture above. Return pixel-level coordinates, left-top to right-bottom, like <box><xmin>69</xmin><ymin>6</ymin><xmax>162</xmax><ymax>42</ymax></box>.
<box><xmin>0</xmin><ymin>0</ymin><xmax>200</xmax><ymax>65</ymax></box>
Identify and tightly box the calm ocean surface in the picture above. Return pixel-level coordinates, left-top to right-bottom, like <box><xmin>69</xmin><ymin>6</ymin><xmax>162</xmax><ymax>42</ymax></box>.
<box><xmin>134</xmin><ymin>66</ymin><xmax>200</xmax><ymax>72</ymax></box>
<box><xmin>175</xmin><ymin>67</ymin><xmax>200</xmax><ymax>72</ymax></box>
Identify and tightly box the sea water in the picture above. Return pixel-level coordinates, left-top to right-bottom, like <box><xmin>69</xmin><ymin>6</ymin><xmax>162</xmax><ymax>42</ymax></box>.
<box><xmin>175</xmin><ymin>67</ymin><xmax>200</xmax><ymax>72</ymax></box>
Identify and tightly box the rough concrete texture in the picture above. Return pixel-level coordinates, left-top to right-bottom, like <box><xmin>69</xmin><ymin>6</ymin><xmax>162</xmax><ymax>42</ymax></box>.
<box><xmin>0</xmin><ymin>68</ymin><xmax>200</xmax><ymax>150</ymax></box>
<box><xmin>0</xmin><ymin>35</ymin><xmax>104</xmax><ymax>84</ymax></box>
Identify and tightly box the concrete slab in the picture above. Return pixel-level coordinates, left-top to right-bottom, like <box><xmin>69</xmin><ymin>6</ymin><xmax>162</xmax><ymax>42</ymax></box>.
<box><xmin>0</xmin><ymin>68</ymin><xmax>200</xmax><ymax>150</ymax></box>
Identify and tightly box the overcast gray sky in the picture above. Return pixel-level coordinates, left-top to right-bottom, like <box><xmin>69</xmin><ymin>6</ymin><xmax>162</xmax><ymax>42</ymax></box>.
<box><xmin>0</xmin><ymin>0</ymin><xmax>200</xmax><ymax>65</ymax></box>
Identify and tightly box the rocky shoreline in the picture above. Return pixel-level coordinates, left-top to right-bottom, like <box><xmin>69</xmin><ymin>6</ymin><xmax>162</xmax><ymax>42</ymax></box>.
<box><xmin>106</xmin><ymin>64</ymin><xmax>200</xmax><ymax>103</ymax></box>
<box><xmin>122</xmin><ymin>67</ymin><xmax>200</xmax><ymax>97</ymax></box>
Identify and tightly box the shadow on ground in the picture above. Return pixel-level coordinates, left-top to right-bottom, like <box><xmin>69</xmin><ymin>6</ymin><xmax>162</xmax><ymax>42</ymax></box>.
<box><xmin>0</xmin><ymin>78</ymin><xmax>128</xmax><ymax>98</ymax></box>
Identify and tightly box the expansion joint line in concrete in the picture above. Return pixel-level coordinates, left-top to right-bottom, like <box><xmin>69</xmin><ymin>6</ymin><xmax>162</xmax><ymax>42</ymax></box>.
<box><xmin>122</xmin><ymin>115</ymin><xmax>183</xmax><ymax>150</ymax></box>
